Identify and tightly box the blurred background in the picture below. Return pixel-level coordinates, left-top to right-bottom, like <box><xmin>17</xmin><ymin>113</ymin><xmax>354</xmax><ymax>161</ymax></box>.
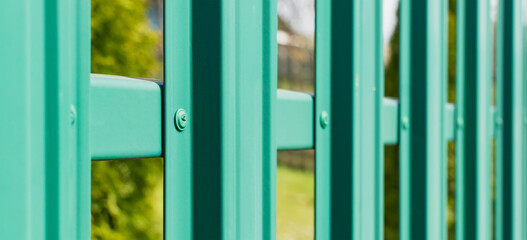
<box><xmin>90</xmin><ymin>0</ymin><xmax>498</xmax><ymax>239</ymax></box>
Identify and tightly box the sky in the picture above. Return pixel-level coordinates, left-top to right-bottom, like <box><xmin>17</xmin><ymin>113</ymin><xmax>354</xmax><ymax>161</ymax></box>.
<box><xmin>277</xmin><ymin>0</ymin><xmax>315</xmax><ymax>36</ymax></box>
<box><xmin>279</xmin><ymin>0</ymin><xmax>503</xmax><ymax>45</ymax></box>
<box><xmin>383</xmin><ymin>0</ymin><xmax>399</xmax><ymax>45</ymax></box>
<box><xmin>277</xmin><ymin>0</ymin><xmax>400</xmax><ymax>44</ymax></box>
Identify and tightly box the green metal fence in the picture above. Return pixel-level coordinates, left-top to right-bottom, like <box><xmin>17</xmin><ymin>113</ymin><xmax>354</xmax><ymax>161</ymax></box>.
<box><xmin>1</xmin><ymin>0</ymin><xmax>526</xmax><ymax>239</ymax></box>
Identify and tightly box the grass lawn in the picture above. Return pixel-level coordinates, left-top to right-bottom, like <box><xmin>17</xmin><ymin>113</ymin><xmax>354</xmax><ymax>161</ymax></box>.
<box><xmin>277</xmin><ymin>165</ymin><xmax>314</xmax><ymax>240</ymax></box>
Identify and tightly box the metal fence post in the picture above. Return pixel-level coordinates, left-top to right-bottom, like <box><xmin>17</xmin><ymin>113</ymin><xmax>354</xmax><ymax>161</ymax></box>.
<box><xmin>0</xmin><ymin>0</ymin><xmax>90</xmax><ymax>239</ymax></box>
<box><xmin>191</xmin><ymin>0</ymin><xmax>276</xmax><ymax>238</ymax></box>
<box><xmin>314</xmin><ymin>0</ymin><xmax>332</xmax><ymax>238</ymax></box>
<box><xmin>495</xmin><ymin>0</ymin><xmax>524</xmax><ymax>239</ymax></box>
<box><xmin>164</xmin><ymin>0</ymin><xmax>193</xmax><ymax>239</ymax></box>
<box><xmin>399</xmin><ymin>0</ymin><xmax>448</xmax><ymax>239</ymax></box>
<box><xmin>455</xmin><ymin>0</ymin><xmax>492</xmax><ymax>239</ymax></box>
<box><xmin>316</xmin><ymin>0</ymin><xmax>384</xmax><ymax>239</ymax></box>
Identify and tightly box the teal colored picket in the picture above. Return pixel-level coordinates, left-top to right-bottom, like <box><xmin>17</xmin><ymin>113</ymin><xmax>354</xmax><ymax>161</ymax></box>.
<box><xmin>495</xmin><ymin>0</ymin><xmax>525</xmax><ymax>239</ymax></box>
<box><xmin>455</xmin><ymin>0</ymin><xmax>492</xmax><ymax>239</ymax></box>
<box><xmin>399</xmin><ymin>0</ymin><xmax>448</xmax><ymax>239</ymax></box>
<box><xmin>164</xmin><ymin>0</ymin><xmax>193</xmax><ymax>238</ymax></box>
<box><xmin>315</xmin><ymin>0</ymin><xmax>384</xmax><ymax>239</ymax></box>
<box><xmin>1</xmin><ymin>0</ymin><xmax>90</xmax><ymax>239</ymax></box>
<box><xmin>1</xmin><ymin>0</ymin><xmax>527</xmax><ymax>239</ymax></box>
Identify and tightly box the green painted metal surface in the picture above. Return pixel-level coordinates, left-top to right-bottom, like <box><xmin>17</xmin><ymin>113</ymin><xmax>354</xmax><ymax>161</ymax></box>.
<box><xmin>1</xmin><ymin>0</ymin><xmax>90</xmax><ymax>239</ymax></box>
<box><xmin>88</xmin><ymin>76</ymin><xmax>466</xmax><ymax>157</ymax></box>
<box><xmin>384</xmin><ymin>102</ymin><xmax>460</xmax><ymax>145</ymax></box>
<box><xmin>495</xmin><ymin>0</ymin><xmax>525</xmax><ymax>239</ymax></box>
<box><xmin>455</xmin><ymin>0</ymin><xmax>492</xmax><ymax>239</ymax></box>
<box><xmin>164</xmin><ymin>0</ymin><xmax>193</xmax><ymax>238</ymax></box>
<box><xmin>383</xmin><ymin>98</ymin><xmax>399</xmax><ymax>145</ymax></box>
<box><xmin>191</xmin><ymin>0</ymin><xmax>276</xmax><ymax>238</ymax></box>
<box><xmin>356</xmin><ymin>2</ymin><xmax>384</xmax><ymax>238</ymax></box>
<box><xmin>46</xmin><ymin>0</ymin><xmax>91</xmax><ymax>238</ymax></box>
<box><xmin>350</xmin><ymin>1</ymin><xmax>384</xmax><ymax>239</ymax></box>
<box><xmin>490</xmin><ymin>107</ymin><xmax>497</xmax><ymax>137</ymax></box>
<box><xmin>523</xmin><ymin>23</ymin><xmax>527</xmax><ymax>240</ymax></box>
<box><xmin>276</xmin><ymin>90</ymin><xmax>313</xmax><ymax>150</ymax></box>
<box><xmin>399</xmin><ymin>0</ymin><xmax>448</xmax><ymax>239</ymax></box>
<box><xmin>314</xmin><ymin>0</ymin><xmax>332</xmax><ymax>238</ymax></box>
<box><xmin>90</xmin><ymin>76</ymin><xmax>309</xmax><ymax>158</ymax></box>
<box><xmin>90</xmin><ymin>75</ymin><xmax>161</xmax><ymax>160</ymax></box>
<box><xmin>263</xmin><ymin>1</ymin><xmax>278</xmax><ymax>238</ymax></box>
<box><xmin>1</xmin><ymin>1</ymin><xmax>47</xmax><ymax>239</ymax></box>
<box><xmin>445</xmin><ymin>103</ymin><xmax>456</xmax><ymax>141</ymax></box>
<box><xmin>317</xmin><ymin>0</ymin><xmax>384</xmax><ymax>239</ymax></box>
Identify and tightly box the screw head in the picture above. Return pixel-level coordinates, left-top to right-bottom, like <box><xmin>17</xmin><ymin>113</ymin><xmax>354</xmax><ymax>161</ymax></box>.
<box><xmin>70</xmin><ymin>105</ymin><xmax>77</xmax><ymax>125</ymax></box>
<box><xmin>457</xmin><ymin>117</ymin><xmax>464</xmax><ymax>129</ymax></box>
<box><xmin>174</xmin><ymin>108</ymin><xmax>188</xmax><ymax>132</ymax></box>
<box><xmin>401</xmin><ymin>117</ymin><xmax>409</xmax><ymax>130</ymax></box>
<box><xmin>496</xmin><ymin>117</ymin><xmax>503</xmax><ymax>128</ymax></box>
<box><xmin>320</xmin><ymin>111</ymin><xmax>329</xmax><ymax>129</ymax></box>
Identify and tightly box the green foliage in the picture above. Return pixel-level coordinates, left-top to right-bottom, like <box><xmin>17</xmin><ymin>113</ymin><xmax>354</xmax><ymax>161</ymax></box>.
<box><xmin>448</xmin><ymin>9</ymin><xmax>457</xmax><ymax>103</ymax></box>
<box><xmin>91</xmin><ymin>0</ymin><xmax>162</xmax><ymax>79</ymax></box>
<box><xmin>91</xmin><ymin>159</ymin><xmax>164</xmax><ymax>240</ymax></box>
<box><xmin>384</xmin><ymin>6</ymin><xmax>400</xmax><ymax>98</ymax></box>
<box><xmin>384</xmin><ymin>145</ymin><xmax>400</xmax><ymax>240</ymax></box>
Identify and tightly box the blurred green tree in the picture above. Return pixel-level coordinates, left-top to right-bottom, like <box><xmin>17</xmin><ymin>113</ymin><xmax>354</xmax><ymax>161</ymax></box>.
<box><xmin>91</xmin><ymin>0</ymin><xmax>162</xmax><ymax>79</ymax></box>
<box><xmin>91</xmin><ymin>159</ymin><xmax>163</xmax><ymax>240</ymax></box>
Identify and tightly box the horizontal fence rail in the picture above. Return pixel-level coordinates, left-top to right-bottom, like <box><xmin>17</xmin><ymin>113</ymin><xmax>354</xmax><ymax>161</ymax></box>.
<box><xmin>90</xmin><ymin>75</ymin><xmax>162</xmax><ymax>160</ymax></box>
<box><xmin>89</xmin><ymin>75</ymin><xmax>499</xmax><ymax>159</ymax></box>
<box><xmin>276</xmin><ymin>89</ymin><xmax>314</xmax><ymax>150</ymax></box>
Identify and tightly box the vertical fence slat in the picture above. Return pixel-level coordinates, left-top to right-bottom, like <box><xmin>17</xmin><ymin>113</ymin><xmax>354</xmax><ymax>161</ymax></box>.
<box><xmin>442</xmin><ymin>0</ymin><xmax>450</xmax><ymax>237</ymax></box>
<box><xmin>53</xmin><ymin>0</ymin><xmax>91</xmax><ymax>238</ymax></box>
<box><xmin>374</xmin><ymin>1</ymin><xmax>384</xmax><ymax>238</ymax></box>
<box><xmin>1</xmin><ymin>1</ymin><xmax>47</xmax><ymax>239</ymax></box>
<box><xmin>399</xmin><ymin>0</ymin><xmax>448</xmax><ymax>239</ymax></box>
<box><xmin>76</xmin><ymin>0</ymin><xmax>91</xmax><ymax>238</ymax></box>
<box><xmin>353</xmin><ymin>0</ymin><xmax>384</xmax><ymax>239</ymax></box>
<box><xmin>523</xmin><ymin>14</ymin><xmax>527</xmax><ymax>240</ymax></box>
<box><xmin>316</xmin><ymin>0</ymin><xmax>384</xmax><ymax>239</ymax></box>
<box><xmin>315</xmin><ymin>0</ymin><xmax>332</xmax><ymax>238</ymax></box>
<box><xmin>262</xmin><ymin>0</ymin><xmax>277</xmax><ymax>238</ymax></box>
<box><xmin>0</xmin><ymin>0</ymin><xmax>90</xmax><ymax>238</ymax></box>
<box><xmin>455</xmin><ymin>0</ymin><xmax>492</xmax><ymax>239</ymax></box>
<box><xmin>4</xmin><ymin>0</ymin><xmax>92</xmax><ymax>238</ymax></box>
<box><xmin>164</xmin><ymin>0</ymin><xmax>192</xmax><ymax>238</ymax></box>
<box><xmin>191</xmin><ymin>0</ymin><xmax>275</xmax><ymax>238</ymax></box>
<box><xmin>495</xmin><ymin>0</ymin><xmax>524</xmax><ymax>239</ymax></box>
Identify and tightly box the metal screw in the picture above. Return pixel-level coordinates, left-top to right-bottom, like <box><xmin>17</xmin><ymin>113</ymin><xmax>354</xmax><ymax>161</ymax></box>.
<box><xmin>496</xmin><ymin>117</ymin><xmax>503</xmax><ymax>128</ymax></box>
<box><xmin>174</xmin><ymin>108</ymin><xmax>188</xmax><ymax>131</ymax></box>
<box><xmin>70</xmin><ymin>105</ymin><xmax>77</xmax><ymax>125</ymax></box>
<box><xmin>320</xmin><ymin>111</ymin><xmax>329</xmax><ymax>129</ymax></box>
<box><xmin>401</xmin><ymin>117</ymin><xmax>409</xmax><ymax>130</ymax></box>
<box><xmin>457</xmin><ymin>117</ymin><xmax>464</xmax><ymax>129</ymax></box>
